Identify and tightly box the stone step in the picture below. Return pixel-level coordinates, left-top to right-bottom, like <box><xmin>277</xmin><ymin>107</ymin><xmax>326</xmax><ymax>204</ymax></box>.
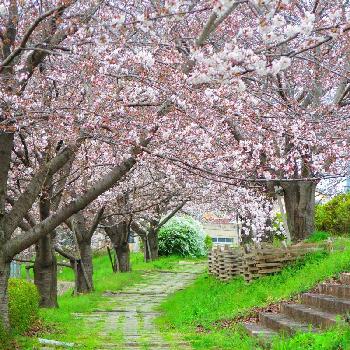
<box><xmin>259</xmin><ymin>313</ymin><xmax>316</xmax><ymax>335</ymax></box>
<box><xmin>319</xmin><ymin>283</ymin><xmax>350</xmax><ymax>299</ymax></box>
<box><xmin>281</xmin><ymin>303</ymin><xmax>337</xmax><ymax>329</ymax></box>
<box><xmin>244</xmin><ymin>322</ymin><xmax>278</xmax><ymax>338</ymax></box>
<box><xmin>301</xmin><ymin>293</ymin><xmax>350</xmax><ymax>314</ymax></box>
<box><xmin>340</xmin><ymin>273</ymin><xmax>350</xmax><ymax>284</ymax></box>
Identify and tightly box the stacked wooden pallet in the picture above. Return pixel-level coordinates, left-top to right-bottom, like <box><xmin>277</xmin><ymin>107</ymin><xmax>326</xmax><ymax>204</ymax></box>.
<box><xmin>243</xmin><ymin>246</ymin><xmax>292</xmax><ymax>283</ymax></box>
<box><xmin>208</xmin><ymin>247</ymin><xmax>219</xmax><ymax>275</ymax></box>
<box><xmin>208</xmin><ymin>242</ymin><xmax>331</xmax><ymax>283</ymax></box>
<box><xmin>217</xmin><ymin>246</ymin><xmax>243</xmax><ymax>281</ymax></box>
<box><xmin>242</xmin><ymin>243</ymin><xmax>326</xmax><ymax>283</ymax></box>
<box><xmin>208</xmin><ymin>245</ymin><xmax>243</xmax><ymax>281</ymax></box>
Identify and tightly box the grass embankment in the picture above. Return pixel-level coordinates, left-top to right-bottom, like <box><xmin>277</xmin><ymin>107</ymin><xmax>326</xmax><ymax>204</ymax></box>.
<box><xmin>16</xmin><ymin>252</ymin><xmax>200</xmax><ymax>349</ymax></box>
<box><xmin>158</xmin><ymin>238</ymin><xmax>350</xmax><ymax>350</ymax></box>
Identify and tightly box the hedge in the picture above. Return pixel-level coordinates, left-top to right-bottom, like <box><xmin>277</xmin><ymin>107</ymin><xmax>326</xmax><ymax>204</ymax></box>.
<box><xmin>8</xmin><ymin>279</ymin><xmax>40</xmax><ymax>334</ymax></box>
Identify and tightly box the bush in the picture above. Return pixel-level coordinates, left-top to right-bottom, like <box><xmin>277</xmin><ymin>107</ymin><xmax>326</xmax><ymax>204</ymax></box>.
<box><xmin>204</xmin><ymin>235</ymin><xmax>213</xmax><ymax>251</ymax></box>
<box><xmin>8</xmin><ymin>279</ymin><xmax>40</xmax><ymax>334</ymax></box>
<box><xmin>315</xmin><ymin>193</ymin><xmax>350</xmax><ymax>235</ymax></box>
<box><xmin>158</xmin><ymin>216</ymin><xmax>206</xmax><ymax>257</ymax></box>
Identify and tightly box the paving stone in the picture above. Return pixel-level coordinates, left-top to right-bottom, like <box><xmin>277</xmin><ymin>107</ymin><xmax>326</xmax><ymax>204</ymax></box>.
<box><xmin>62</xmin><ymin>263</ymin><xmax>206</xmax><ymax>349</ymax></box>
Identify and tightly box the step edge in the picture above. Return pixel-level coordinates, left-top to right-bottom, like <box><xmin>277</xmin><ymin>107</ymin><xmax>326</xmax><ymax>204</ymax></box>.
<box><xmin>282</xmin><ymin>303</ymin><xmax>338</xmax><ymax>320</ymax></box>
<box><xmin>302</xmin><ymin>293</ymin><xmax>350</xmax><ymax>303</ymax></box>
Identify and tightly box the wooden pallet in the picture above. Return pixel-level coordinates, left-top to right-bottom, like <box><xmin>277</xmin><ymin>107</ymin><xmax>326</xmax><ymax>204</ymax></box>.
<box><xmin>209</xmin><ymin>242</ymin><xmax>331</xmax><ymax>283</ymax></box>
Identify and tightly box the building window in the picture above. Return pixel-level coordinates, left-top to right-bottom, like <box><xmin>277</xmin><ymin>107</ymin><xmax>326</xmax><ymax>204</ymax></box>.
<box><xmin>212</xmin><ymin>237</ymin><xmax>234</xmax><ymax>244</ymax></box>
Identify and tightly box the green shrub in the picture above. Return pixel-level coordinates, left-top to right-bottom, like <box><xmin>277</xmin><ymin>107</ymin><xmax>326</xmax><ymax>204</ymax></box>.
<box><xmin>315</xmin><ymin>193</ymin><xmax>350</xmax><ymax>235</ymax></box>
<box><xmin>0</xmin><ymin>321</ymin><xmax>9</xmax><ymax>348</ymax></box>
<box><xmin>158</xmin><ymin>216</ymin><xmax>206</xmax><ymax>257</ymax></box>
<box><xmin>8</xmin><ymin>279</ymin><xmax>40</xmax><ymax>334</ymax></box>
<box><xmin>305</xmin><ymin>231</ymin><xmax>330</xmax><ymax>243</ymax></box>
<box><xmin>204</xmin><ymin>235</ymin><xmax>213</xmax><ymax>251</ymax></box>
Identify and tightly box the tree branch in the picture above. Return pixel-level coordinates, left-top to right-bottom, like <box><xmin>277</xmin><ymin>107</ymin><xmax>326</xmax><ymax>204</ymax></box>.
<box><xmin>88</xmin><ymin>206</ymin><xmax>105</xmax><ymax>239</ymax></box>
<box><xmin>131</xmin><ymin>221</ymin><xmax>148</xmax><ymax>238</ymax></box>
<box><xmin>54</xmin><ymin>246</ymin><xmax>76</xmax><ymax>261</ymax></box>
<box><xmin>156</xmin><ymin>201</ymin><xmax>187</xmax><ymax>231</ymax></box>
<box><xmin>0</xmin><ymin>3</ymin><xmax>71</xmax><ymax>72</ymax></box>
<box><xmin>3</xmin><ymin>143</ymin><xmax>78</xmax><ymax>238</ymax></box>
<box><xmin>5</xmin><ymin>133</ymin><xmax>154</xmax><ymax>259</ymax></box>
<box><xmin>1</xmin><ymin>0</ymin><xmax>18</xmax><ymax>61</ymax></box>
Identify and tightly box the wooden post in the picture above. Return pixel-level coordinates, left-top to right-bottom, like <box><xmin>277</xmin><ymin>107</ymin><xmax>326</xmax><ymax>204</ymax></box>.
<box><xmin>107</xmin><ymin>246</ymin><xmax>116</xmax><ymax>273</ymax></box>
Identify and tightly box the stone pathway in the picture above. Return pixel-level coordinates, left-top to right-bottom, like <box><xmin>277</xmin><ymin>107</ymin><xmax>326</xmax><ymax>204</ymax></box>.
<box><xmin>57</xmin><ymin>281</ymin><xmax>74</xmax><ymax>295</ymax></box>
<box><xmin>74</xmin><ymin>262</ymin><xmax>205</xmax><ymax>350</ymax></box>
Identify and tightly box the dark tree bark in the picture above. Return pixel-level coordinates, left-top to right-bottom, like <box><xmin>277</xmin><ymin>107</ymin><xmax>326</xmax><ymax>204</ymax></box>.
<box><xmin>0</xmin><ymin>257</ymin><xmax>10</xmax><ymax>330</ymax></box>
<box><xmin>75</xmin><ymin>238</ymin><xmax>94</xmax><ymax>293</ymax></box>
<box><xmin>280</xmin><ymin>180</ymin><xmax>318</xmax><ymax>242</ymax></box>
<box><xmin>105</xmin><ymin>220</ymin><xmax>131</xmax><ymax>272</ymax></box>
<box><xmin>34</xmin><ymin>171</ymin><xmax>59</xmax><ymax>308</ymax></box>
<box><xmin>132</xmin><ymin>201</ymin><xmax>186</xmax><ymax>262</ymax></box>
<box><xmin>54</xmin><ymin>242</ymin><xmax>93</xmax><ymax>294</ymax></box>
<box><xmin>144</xmin><ymin>228</ymin><xmax>158</xmax><ymax>262</ymax></box>
<box><xmin>34</xmin><ymin>236</ymin><xmax>58</xmax><ymax>308</ymax></box>
<box><xmin>0</xmin><ymin>132</ymin><xmax>15</xmax><ymax>329</ymax></box>
<box><xmin>68</xmin><ymin>207</ymin><xmax>105</xmax><ymax>293</ymax></box>
<box><xmin>115</xmin><ymin>242</ymin><xmax>130</xmax><ymax>272</ymax></box>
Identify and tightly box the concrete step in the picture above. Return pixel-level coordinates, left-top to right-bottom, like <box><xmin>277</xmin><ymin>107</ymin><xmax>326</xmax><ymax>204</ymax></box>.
<box><xmin>301</xmin><ymin>293</ymin><xmax>350</xmax><ymax>314</ymax></box>
<box><xmin>244</xmin><ymin>322</ymin><xmax>278</xmax><ymax>338</ymax></box>
<box><xmin>319</xmin><ymin>283</ymin><xmax>350</xmax><ymax>299</ymax></box>
<box><xmin>281</xmin><ymin>303</ymin><xmax>337</xmax><ymax>329</ymax></box>
<box><xmin>340</xmin><ymin>273</ymin><xmax>350</xmax><ymax>284</ymax></box>
<box><xmin>259</xmin><ymin>313</ymin><xmax>316</xmax><ymax>335</ymax></box>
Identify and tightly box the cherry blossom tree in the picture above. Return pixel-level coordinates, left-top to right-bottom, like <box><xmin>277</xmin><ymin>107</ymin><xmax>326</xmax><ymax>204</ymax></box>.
<box><xmin>1</xmin><ymin>0</ymin><xmax>350</xmax><ymax>332</ymax></box>
<box><xmin>125</xmin><ymin>0</ymin><xmax>350</xmax><ymax>241</ymax></box>
<box><xmin>0</xmin><ymin>0</ymin><xmax>157</xmax><ymax>327</ymax></box>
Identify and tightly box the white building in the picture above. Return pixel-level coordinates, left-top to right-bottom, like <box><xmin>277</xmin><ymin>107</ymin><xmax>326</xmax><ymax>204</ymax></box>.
<box><xmin>202</xmin><ymin>216</ymin><xmax>240</xmax><ymax>246</ymax></box>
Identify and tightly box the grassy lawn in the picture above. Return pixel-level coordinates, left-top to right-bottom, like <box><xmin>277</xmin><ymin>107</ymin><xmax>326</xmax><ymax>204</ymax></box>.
<box><xmin>158</xmin><ymin>239</ymin><xmax>350</xmax><ymax>350</ymax></box>
<box><xmin>15</xmin><ymin>252</ymin><xmax>202</xmax><ymax>349</ymax></box>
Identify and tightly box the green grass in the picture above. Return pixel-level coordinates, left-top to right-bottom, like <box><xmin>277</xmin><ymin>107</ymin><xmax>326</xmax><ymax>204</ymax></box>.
<box><xmin>15</xmin><ymin>252</ymin><xmax>201</xmax><ymax>350</ymax></box>
<box><xmin>305</xmin><ymin>231</ymin><xmax>331</xmax><ymax>243</ymax></box>
<box><xmin>270</xmin><ymin>326</ymin><xmax>350</xmax><ymax>350</ymax></box>
<box><xmin>56</xmin><ymin>252</ymin><xmax>193</xmax><ymax>286</ymax></box>
<box><xmin>158</xmin><ymin>239</ymin><xmax>350</xmax><ymax>350</ymax></box>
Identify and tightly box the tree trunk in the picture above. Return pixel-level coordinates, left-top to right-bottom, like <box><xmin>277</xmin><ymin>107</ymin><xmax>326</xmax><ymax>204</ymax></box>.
<box><xmin>76</xmin><ymin>239</ymin><xmax>94</xmax><ymax>293</ymax></box>
<box><xmin>105</xmin><ymin>220</ymin><xmax>132</xmax><ymax>272</ymax></box>
<box><xmin>114</xmin><ymin>242</ymin><xmax>130</xmax><ymax>272</ymax></box>
<box><xmin>0</xmin><ymin>132</ymin><xmax>14</xmax><ymax>330</ymax></box>
<box><xmin>144</xmin><ymin>230</ymin><xmax>158</xmax><ymax>262</ymax></box>
<box><xmin>34</xmin><ymin>235</ymin><xmax>58</xmax><ymax>308</ymax></box>
<box><xmin>0</xmin><ymin>256</ymin><xmax>10</xmax><ymax>330</ymax></box>
<box><xmin>281</xmin><ymin>180</ymin><xmax>318</xmax><ymax>242</ymax></box>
